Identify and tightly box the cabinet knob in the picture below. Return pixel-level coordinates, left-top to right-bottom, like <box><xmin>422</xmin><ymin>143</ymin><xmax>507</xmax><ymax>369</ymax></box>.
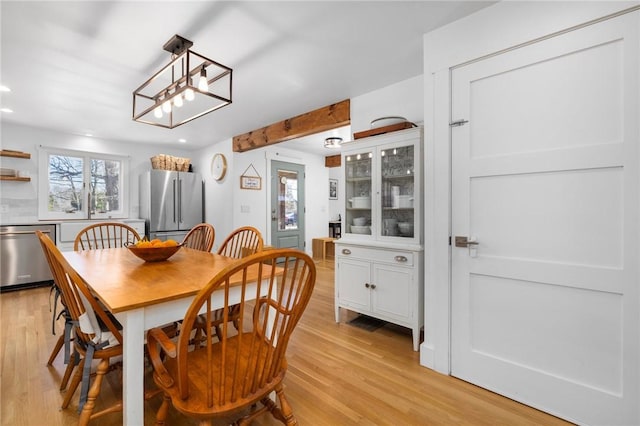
<box><xmin>394</xmin><ymin>255</ymin><xmax>408</xmax><ymax>262</ymax></box>
<box><xmin>370</xmin><ymin>284</ymin><xmax>376</xmax><ymax>290</ymax></box>
<box><xmin>342</xmin><ymin>249</ymin><xmax>351</xmax><ymax>255</ymax></box>
<box><xmin>365</xmin><ymin>283</ymin><xmax>370</xmax><ymax>288</ymax></box>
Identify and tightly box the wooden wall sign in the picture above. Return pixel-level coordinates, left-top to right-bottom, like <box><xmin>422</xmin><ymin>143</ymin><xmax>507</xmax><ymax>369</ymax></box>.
<box><xmin>240</xmin><ymin>164</ymin><xmax>262</xmax><ymax>190</ymax></box>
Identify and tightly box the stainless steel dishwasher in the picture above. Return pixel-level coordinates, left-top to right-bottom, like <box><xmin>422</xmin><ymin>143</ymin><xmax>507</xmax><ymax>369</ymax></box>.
<box><xmin>0</xmin><ymin>224</ymin><xmax>56</xmax><ymax>290</ymax></box>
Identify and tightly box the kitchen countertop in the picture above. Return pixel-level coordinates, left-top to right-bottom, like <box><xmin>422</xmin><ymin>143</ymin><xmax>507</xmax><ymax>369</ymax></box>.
<box><xmin>0</xmin><ymin>218</ymin><xmax>144</xmax><ymax>226</ymax></box>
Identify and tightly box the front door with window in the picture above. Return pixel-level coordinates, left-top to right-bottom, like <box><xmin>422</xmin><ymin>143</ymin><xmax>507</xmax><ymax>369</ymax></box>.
<box><xmin>270</xmin><ymin>160</ymin><xmax>305</xmax><ymax>251</ymax></box>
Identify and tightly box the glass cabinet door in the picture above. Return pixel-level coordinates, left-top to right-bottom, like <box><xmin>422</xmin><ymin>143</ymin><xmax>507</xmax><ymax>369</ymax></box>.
<box><xmin>344</xmin><ymin>150</ymin><xmax>373</xmax><ymax>236</ymax></box>
<box><xmin>379</xmin><ymin>143</ymin><xmax>414</xmax><ymax>238</ymax></box>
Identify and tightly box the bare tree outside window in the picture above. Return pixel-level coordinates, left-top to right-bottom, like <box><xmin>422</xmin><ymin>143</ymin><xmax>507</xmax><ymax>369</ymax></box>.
<box><xmin>46</xmin><ymin>154</ymin><xmax>122</xmax><ymax>215</ymax></box>
<box><xmin>39</xmin><ymin>147</ymin><xmax>128</xmax><ymax>220</ymax></box>
<box><xmin>90</xmin><ymin>159</ymin><xmax>120</xmax><ymax>213</ymax></box>
<box><xmin>48</xmin><ymin>155</ymin><xmax>83</xmax><ymax>213</ymax></box>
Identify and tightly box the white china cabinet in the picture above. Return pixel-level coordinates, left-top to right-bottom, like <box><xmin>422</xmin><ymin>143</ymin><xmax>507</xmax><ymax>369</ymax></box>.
<box><xmin>335</xmin><ymin>126</ymin><xmax>423</xmax><ymax>351</ymax></box>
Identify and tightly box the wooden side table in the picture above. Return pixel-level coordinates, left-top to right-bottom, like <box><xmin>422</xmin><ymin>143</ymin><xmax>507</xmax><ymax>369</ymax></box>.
<box><xmin>312</xmin><ymin>237</ymin><xmax>337</xmax><ymax>261</ymax></box>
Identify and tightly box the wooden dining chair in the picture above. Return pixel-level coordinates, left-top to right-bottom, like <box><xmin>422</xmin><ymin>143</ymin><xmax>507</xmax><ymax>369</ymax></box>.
<box><xmin>37</xmin><ymin>230</ymin><xmax>124</xmax><ymax>425</ymax></box>
<box><xmin>181</xmin><ymin>222</ymin><xmax>215</xmax><ymax>252</ymax></box>
<box><xmin>44</xmin><ymin>222</ymin><xmax>139</xmax><ymax>382</ymax></box>
<box><xmin>147</xmin><ymin>249</ymin><xmax>316</xmax><ymax>425</ymax></box>
<box><xmin>217</xmin><ymin>225</ymin><xmax>264</xmax><ymax>258</ymax></box>
<box><xmin>73</xmin><ymin>222</ymin><xmax>140</xmax><ymax>251</ymax></box>
<box><xmin>42</xmin><ymin>244</ymin><xmax>78</xmax><ymax>392</ymax></box>
<box><xmin>207</xmin><ymin>226</ymin><xmax>264</xmax><ymax>337</ymax></box>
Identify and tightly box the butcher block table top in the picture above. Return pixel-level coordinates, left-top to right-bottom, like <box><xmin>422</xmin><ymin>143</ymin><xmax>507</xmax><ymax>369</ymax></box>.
<box><xmin>63</xmin><ymin>246</ymin><xmax>279</xmax><ymax>313</ymax></box>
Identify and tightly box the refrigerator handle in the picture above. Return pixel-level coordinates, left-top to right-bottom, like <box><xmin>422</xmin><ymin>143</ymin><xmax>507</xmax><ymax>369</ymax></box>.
<box><xmin>173</xmin><ymin>178</ymin><xmax>177</xmax><ymax>224</ymax></box>
<box><xmin>178</xmin><ymin>178</ymin><xmax>183</xmax><ymax>225</ymax></box>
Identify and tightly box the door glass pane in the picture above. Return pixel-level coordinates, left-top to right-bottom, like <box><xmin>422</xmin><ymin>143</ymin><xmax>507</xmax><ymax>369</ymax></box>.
<box><xmin>47</xmin><ymin>154</ymin><xmax>84</xmax><ymax>214</ymax></box>
<box><xmin>380</xmin><ymin>144</ymin><xmax>414</xmax><ymax>237</ymax></box>
<box><xmin>277</xmin><ymin>169</ymin><xmax>298</xmax><ymax>230</ymax></box>
<box><xmin>90</xmin><ymin>158</ymin><xmax>121</xmax><ymax>214</ymax></box>
<box><xmin>345</xmin><ymin>151</ymin><xmax>372</xmax><ymax>235</ymax></box>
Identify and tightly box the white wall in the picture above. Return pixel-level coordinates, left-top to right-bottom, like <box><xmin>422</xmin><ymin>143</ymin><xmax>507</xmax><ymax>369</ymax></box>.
<box><xmin>231</xmin><ymin>144</ymin><xmax>328</xmax><ymax>254</ymax></box>
<box><xmin>0</xmin><ymin>122</ymin><xmax>192</xmax><ymax>224</ymax></box>
<box><xmin>350</xmin><ymin>75</ymin><xmax>423</xmax><ymax>132</ymax></box>
<box><xmin>328</xmin><ymin>166</ymin><xmax>342</xmax><ymax>222</ymax></box>
<box><xmin>190</xmin><ymin>138</ymin><xmax>235</xmax><ymax>252</ymax></box>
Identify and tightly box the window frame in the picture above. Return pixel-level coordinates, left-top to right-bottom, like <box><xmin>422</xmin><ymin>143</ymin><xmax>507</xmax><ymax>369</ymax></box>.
<box><xmin>38</xmin><ymin>146</ymin><xmax>129</xmax><ymax>220</ymax></box>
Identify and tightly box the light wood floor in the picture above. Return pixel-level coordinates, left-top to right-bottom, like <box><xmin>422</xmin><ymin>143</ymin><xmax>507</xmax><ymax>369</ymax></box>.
<box><xmin>0</xmin><ymin>260</ymin><xmax>572</xmax><ymax>426</ymax></box>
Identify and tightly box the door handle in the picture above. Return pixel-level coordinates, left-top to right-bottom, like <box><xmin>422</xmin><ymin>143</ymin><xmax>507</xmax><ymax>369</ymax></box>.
<box><xmin>455</xmin><ymin>236</ymin><xmax>479</xmax><ymax>248</ymax></box>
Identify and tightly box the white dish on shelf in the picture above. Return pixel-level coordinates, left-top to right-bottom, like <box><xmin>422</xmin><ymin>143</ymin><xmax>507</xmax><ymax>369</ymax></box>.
<box><xmin>352</xmin><ymin>217</ymin><xmax>367</xmax><ymax>226</ymax></box>
<box><xmin>370</xmin><ymin>116</ymin><xmax>407</xmax><ymax>129</ymax></box>
<box><xmin>348</xmin><ymin>197</ymin><xmax>371</xmax><ymax>209</ymax></box>
<box><xmin>350</xmin><ymin>225</ymin><xmax>371</xmax><ymax>235</ymax></box>
<box><xmin>398</xmin><ymin>222</ymin><xmax>414</xmax><ymax>236</ymax></box>
<box><xmin>398</xmin><ymin>195</ymin><xmax>414</xmax><ymax>208</ymax></box>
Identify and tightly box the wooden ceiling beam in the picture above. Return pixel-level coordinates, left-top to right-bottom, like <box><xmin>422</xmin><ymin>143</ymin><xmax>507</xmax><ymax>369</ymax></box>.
<box><xmin>232</xmin><ymin>99</ymin><xmax>350</xmax><ymax>153</ymax></box>
<box><xmin>325</xmin><ymin>154</ymin><xmax>341</xmax><ymax>168</ymax></box>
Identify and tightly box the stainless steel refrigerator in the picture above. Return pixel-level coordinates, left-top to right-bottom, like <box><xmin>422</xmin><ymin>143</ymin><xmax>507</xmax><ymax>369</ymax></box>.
<box><xmin>139</xmin><ymin>170</ymin><xmax>203</xmax><ymax>242</ymax></box>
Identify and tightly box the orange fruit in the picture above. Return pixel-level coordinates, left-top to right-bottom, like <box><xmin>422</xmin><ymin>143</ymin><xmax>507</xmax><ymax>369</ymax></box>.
<box><xmin>163</xmin><ymin>239</ymin><xmax>178</xmax><ymax>247</ymax></box>
<box><xmin>137</xmin><ymin>241</ymin><xmax>152</xmax><ymax>248</ymax></box>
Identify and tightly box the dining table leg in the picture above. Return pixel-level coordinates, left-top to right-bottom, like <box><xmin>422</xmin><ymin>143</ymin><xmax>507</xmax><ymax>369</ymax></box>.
<box><xmin>116</xmin><ymin>308</ymin><xmax>145</xmax><ymax>426</ymax></box>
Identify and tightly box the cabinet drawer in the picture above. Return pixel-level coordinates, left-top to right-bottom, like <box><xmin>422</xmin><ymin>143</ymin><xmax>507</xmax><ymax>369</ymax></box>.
<box><xmin>336</xmin><ymin>245</ymin><xmax>413</xmax><ymax>266</ymax></box>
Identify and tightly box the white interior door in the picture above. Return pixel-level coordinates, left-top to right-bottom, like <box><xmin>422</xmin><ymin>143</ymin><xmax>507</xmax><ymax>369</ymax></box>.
<box><xmin>451</xmin><ymin>12</ymin><xmax>639</xmax><ymax>425</ymax></box>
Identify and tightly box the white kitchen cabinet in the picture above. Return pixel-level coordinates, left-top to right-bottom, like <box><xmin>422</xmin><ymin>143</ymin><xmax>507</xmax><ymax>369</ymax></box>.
<box><xmin>335</xmin><ymin>242</ymin><xmax>423</xmax><ymax>351</ymax></box>
<box><xmin>56</xmin><ymin>219</ymin><xmax>145</xmax><ymax>251</ymax></box>
<box><xmin>335</xmin><ymin>126</ymin><xmax>424</xmax><ymax>351</ymax></box>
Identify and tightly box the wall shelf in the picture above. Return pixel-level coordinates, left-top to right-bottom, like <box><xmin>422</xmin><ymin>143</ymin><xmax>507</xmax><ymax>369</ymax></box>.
<box><xmin>0</xmin><ymin>176</ymin><xmax>31</xmax><ymax>182</ymax></box>
<box><xmin>0</xmin><ymin>150</ymin><xmax>31</xmax><ymax>159</ymax></box>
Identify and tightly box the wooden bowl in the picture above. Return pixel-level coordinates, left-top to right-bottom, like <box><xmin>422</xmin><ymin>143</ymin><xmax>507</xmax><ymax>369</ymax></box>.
<box><xmin>126</xmin><ymin>243</ymin><xmax>182</xmax><ymax>262</ymax></box>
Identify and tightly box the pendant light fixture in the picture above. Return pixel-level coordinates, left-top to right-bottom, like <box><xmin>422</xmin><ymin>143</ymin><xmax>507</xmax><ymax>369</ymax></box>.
<box><xmin>133</xmin><ymin>34</ymin><xmax>232</xmax><ymax>129</ymax></box>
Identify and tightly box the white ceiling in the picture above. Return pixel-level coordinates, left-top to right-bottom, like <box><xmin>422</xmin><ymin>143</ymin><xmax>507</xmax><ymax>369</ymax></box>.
<box><xmin>0</xmin><ymin>1</ymin><xmax>493</xmax><ymax>154</ymax></box>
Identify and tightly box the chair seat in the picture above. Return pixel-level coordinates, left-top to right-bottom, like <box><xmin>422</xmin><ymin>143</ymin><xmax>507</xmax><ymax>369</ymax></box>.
<box><xmin>154</xmin><ymin>333</ymin><xmax>286</xmax><ymax>418</ymax></box>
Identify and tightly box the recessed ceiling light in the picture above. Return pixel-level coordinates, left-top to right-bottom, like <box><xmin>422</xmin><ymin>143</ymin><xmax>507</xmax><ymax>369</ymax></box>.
<box><xmin>0</xmin><ymin>85</ymin><xmax>10</xmax><ymax>92</ymax></box>
<box><xmin>0</xmin><ymin>108</ymin><xmax>13</xmax><ymax>113</ymax></box>
<box><xmin>178</xmin><ymin>138</ymin><xmax>186</xmax><ymax>143</ymax></box>
<box><xmin>85</xmin><ymin>133</ymin><xmax>93</xmax><ymax>137</ymax></box>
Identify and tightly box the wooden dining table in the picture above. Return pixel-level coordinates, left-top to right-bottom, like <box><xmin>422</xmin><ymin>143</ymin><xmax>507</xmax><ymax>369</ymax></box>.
<box><xmin>63</xmin><ymin>246</ymin><xmax>280</xmax><ymax>425</ymax></box>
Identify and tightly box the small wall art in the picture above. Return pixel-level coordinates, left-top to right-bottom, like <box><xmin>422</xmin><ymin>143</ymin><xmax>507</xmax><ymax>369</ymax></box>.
<box><xmin>329</xmin><ymin>178</ymin><xmax>338</xmax><ymax>200</ymax></box>
<box><xmin>240</xmin><ymin>163</ymin><xmax>262</xmax><ymax>190</ymax></box>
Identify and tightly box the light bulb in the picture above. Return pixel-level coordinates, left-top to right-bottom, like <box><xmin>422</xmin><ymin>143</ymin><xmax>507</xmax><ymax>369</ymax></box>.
<box><xmin>153</xmin><ymin>106</ymin><xmax>163</xmax><ymax>118</ymax></box>
<box><xmin>162</xmin><ymin>98</ymin><xmax>171</xmax><ymax>113</ymax></box>
<box><xmin>173</xmin><ymin>93</ymin><xmax>183</xmax><ymax>108</ymax></box>
<box><xmin>185</xmin><ymin>88</ymin><xmax>195</xmax><ymax>101</ymax></box>
<box><xmin>198</xmin><ymin>68</ymin><xmax>208</xmax><ymax>92</ymax></box>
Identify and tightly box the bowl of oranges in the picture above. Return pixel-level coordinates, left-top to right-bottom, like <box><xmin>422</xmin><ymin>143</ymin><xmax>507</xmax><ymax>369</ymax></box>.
<box><xmin>126</xmin><ymin>238</ymin><xmax>182</xmax><ymax>262</ymax></box>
